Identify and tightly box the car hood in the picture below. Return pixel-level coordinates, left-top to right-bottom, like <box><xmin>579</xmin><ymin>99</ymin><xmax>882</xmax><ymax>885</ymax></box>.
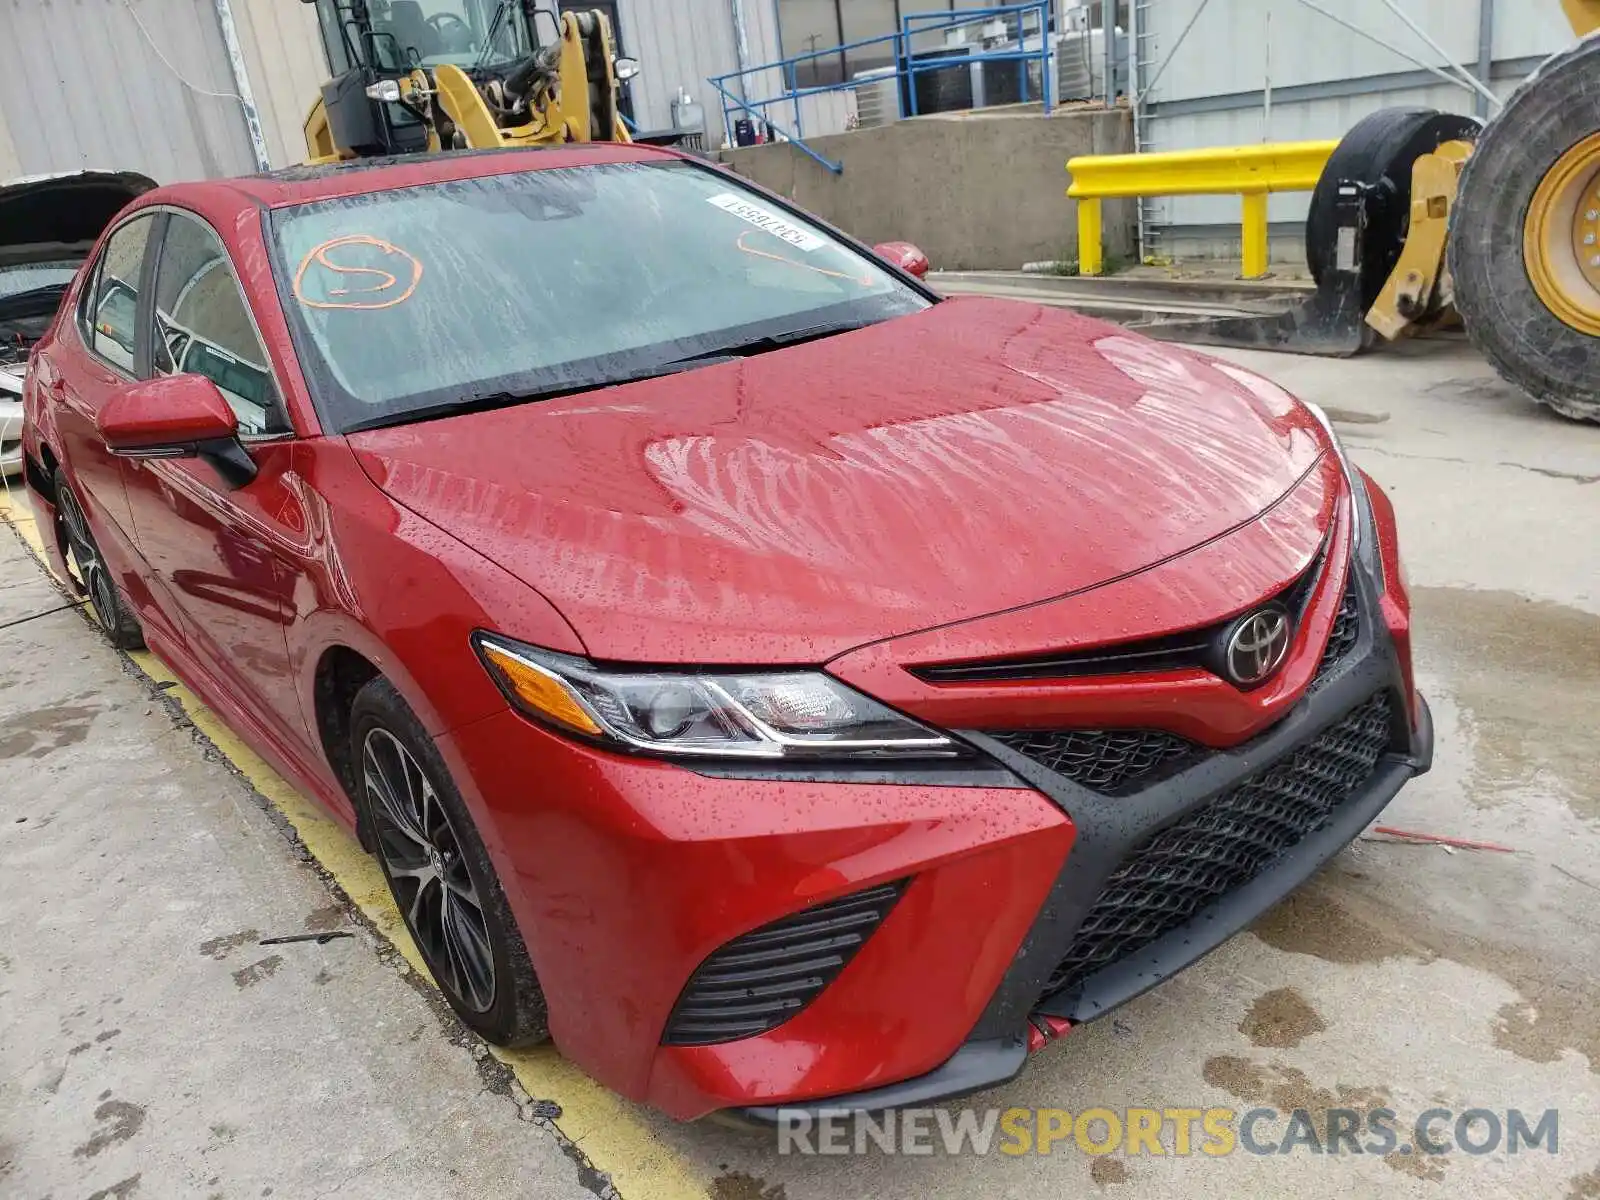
<box><xmin>0</xmin><ymin>170</ymin><xmax>157</xmax><ymax>268</ymax></box>
<box><xmin>349</xmin><ymin>297</ymin><xmax>1329</xmax><ymax>664</ymax></box>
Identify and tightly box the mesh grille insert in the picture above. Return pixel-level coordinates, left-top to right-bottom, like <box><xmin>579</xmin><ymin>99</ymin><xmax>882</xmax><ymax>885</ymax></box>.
<box><xmin>989</xmin><ymin>728</ymin><xmax>1199</xmax><ymax>794</ymax></box>
<box><xmin>1044</xmin><ymin>691</ymin><xmax>1395</xmax><ymax>997</ymax></box>
<box><xmin>1314</xmin><ymin>578</ymin><xmax>1362</xmax><ymax>682</ymax></box>
<box><xmin>661</xmin><ymin>881</ymin><xmax>905</xmax><ymax>1046</ymax></box>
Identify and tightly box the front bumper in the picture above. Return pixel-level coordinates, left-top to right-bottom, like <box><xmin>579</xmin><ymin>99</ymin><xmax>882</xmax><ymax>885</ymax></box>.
<box><xmin>442</xmin><ymin>551</ymin><xmax>1430</xmax><ymax>1123</ymax></box>
<box><xmin>734</xmin><ymin>562</ymin><xmax>1432</xmax><ymax>1124</ymax></box>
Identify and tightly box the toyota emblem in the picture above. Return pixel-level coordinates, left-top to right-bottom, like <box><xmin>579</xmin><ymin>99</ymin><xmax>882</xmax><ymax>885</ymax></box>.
<box><xmin>1222</xmin><ymin>605</ymin><xmax>1293</xmax><ymax>686</ymax></box>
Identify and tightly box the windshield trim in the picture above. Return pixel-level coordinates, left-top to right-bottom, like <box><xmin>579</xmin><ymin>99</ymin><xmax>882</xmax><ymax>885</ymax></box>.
<box><xmin>266</xmin><ymin>159</ymin><xmax>939</xmax><ymax>436</ymax></box>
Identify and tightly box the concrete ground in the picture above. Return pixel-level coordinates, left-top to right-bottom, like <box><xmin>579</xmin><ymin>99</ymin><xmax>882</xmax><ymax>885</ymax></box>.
<box><xmin>0</xmin><ymin>511</ymin><xmax>601</xmax><ymax>1198</ymax></box>
<box><xmin>2</xmin><ymin>334</ymin><xmax>1598</xmax><ymax>1199</ymax></box>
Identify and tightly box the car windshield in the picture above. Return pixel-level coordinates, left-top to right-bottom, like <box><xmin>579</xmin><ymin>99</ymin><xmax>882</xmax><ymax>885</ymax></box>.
<box><xmin>269</xmin><ymin>160</ymin><xmax>930</xmax><ymax>432</ymax></box>
<box><xmin>0</xmin><ymin>262</ymin><xmax>79</xmax><ymax>303</ymax></box>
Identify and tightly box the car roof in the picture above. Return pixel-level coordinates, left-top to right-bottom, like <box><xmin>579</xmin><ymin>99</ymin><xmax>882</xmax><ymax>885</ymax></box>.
<box><xmin>146</xmin><ymin>142</ymin><xmax>690</xmax><ymax>214</ymax></box>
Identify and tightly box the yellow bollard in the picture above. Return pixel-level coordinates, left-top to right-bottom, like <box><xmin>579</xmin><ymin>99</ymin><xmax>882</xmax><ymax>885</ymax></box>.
<box><xmin>1241</xmin><ymin>192</ymin><xmax>1270</xmax><ymax>279</ymax></box>
<box><xmin>1078</xmin><ymin>197</ymin><xmax>1104</xmax><ymax>276</ymax></box>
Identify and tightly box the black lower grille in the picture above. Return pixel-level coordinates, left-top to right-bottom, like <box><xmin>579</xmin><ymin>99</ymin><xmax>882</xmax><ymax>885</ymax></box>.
<box><xmin>1043</xmin><ymin>692</ymin><xmax>1394</xmax><ymax>997</ymax></box>
<box><xmin>989</xmin><ymin>728</ymin><xmax>1198</xmax><ymax>794</ymax></box>
<box><xmin>1315</xmin><ymin>580</ymin><xmax>1362</xmax><ymax>681</ymax></box>
<box><xmin>661</xmin><ymin>881</ymin><xmax>904</xmax><ymax>1046</ymax></box>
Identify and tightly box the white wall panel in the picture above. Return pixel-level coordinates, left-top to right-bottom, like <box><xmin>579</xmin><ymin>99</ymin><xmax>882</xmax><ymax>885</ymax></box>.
<box><xmin>1141</xmin><ymin>0</ymin><xmax>1572</xmax><ymax>244</ymax></box>
<box><xmin>0</xmin><ymin>0</ymin><xmax>256</xmax><ymax>182</ymax></box>
<box><xmin>618</xmin><ymin>0</ymin><xmax>748</xmax><ymax>140</ymax></box>
<box><xmin>229</xmin><ymin>0</ymin><xmax>330</xmax><ymax>168</ymax></box>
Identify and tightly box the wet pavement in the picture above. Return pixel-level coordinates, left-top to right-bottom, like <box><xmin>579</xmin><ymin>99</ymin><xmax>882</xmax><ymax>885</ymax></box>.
<box><xmin>3</xmin><ymin>334</ymin><xmax>1598</xmax><ymax>1199</ymax></box>
<box><xmin>0</xmin><ymin>515</ymin><xmax>598</xmax><ymax>1199</ymax></box>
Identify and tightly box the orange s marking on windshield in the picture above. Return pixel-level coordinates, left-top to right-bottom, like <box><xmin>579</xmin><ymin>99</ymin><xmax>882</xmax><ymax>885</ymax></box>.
<box><xmin>734</xmin><ymin>231</ymin><xmax>873</xmax><ymax>285</ymax></box>
<box><xmin>293</xmin><ymin>235</ymin><xmax>423</xmax><ymax>310</ymax></box>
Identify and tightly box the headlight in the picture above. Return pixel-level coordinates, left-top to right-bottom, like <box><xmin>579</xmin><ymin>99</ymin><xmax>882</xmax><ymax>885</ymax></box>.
<box><xmin>1302</xmin><ymin>401</ymin><xmax>1384</xmax><ymax>591</ymax></box>
<box><xmin>474</xmin><ymin>635</ymin><xmax>964</xmax><ymax>761</ymax></box>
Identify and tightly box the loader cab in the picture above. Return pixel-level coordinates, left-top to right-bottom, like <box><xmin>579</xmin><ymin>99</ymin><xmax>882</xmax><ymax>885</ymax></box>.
<box><xmin>301</xmin><ymin>0</ymin><xmax>560</xmax><ymax>156</ymax></box>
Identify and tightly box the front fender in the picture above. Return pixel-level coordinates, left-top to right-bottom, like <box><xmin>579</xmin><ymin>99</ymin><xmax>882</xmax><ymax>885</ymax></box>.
<box><xmin>286</xmin><ymin>439</ymin><xmax>588</xmax><ymax>902</ymax></box>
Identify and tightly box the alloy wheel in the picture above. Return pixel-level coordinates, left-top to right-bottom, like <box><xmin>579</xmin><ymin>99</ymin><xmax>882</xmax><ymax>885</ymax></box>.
<box><xmin>57</xmin><ymin>486</ymin><xmax>119</xmax><ymax>635</ymax></box>
<box><xmin>362</xmin><ymin>727</ymin><xmax>497</xmax><ymax>1013</ymax></box>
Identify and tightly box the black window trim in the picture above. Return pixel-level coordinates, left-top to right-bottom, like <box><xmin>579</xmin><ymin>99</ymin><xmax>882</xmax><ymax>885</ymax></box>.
<box><xmin>143</xmin><ymin>204</ymin><xmax>297</xmax><ymax>444</ymax></box>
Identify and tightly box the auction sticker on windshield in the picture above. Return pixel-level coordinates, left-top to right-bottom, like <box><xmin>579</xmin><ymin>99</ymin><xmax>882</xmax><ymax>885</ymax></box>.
<box><xmin>707</xmin><ymin>193</ymin><xmax>825</xmax><ymax>251</ymax></box>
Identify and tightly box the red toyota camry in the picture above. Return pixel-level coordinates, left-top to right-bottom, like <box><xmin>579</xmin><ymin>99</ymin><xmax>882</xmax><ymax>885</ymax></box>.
<box><xmin>20</xmin><ymin>144</ymin><xmax>1431</xmax><ymax>1122</ymax></box>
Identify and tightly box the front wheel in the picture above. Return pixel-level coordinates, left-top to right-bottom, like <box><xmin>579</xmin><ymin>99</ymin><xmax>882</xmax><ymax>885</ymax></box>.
<box><xmin>350</xmin><ymin>676</ymin><xmax>549</xmax><ymax>1046</ymax></box>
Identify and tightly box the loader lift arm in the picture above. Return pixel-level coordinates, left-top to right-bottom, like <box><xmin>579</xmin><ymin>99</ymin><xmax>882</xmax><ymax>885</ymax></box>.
<box><xmin>299</xmin><ymin>0</ymin><xmax>635</xmax><ymax>164</ymax></box>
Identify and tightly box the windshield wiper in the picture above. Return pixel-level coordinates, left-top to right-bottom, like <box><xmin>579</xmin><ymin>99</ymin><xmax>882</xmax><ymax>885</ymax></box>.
<box><xmin>342</xmin><ymin>354</ymin><xmax>743</xmax><ymax>433</ymax></box>
<box><xmin>0</xmin><ymin>283</ymin><xmax>70</xmax><ymax>315</ymax></box>
<box><xmin>342</xmin><ymin>322</ymin><xmax>878</xmax><ymax>434</ymax></box>
<box><xmin>680</xmin><ymin>319</ymin><xmax>875</xmax><ymax>361</ymax></box>
<box><xmin>471</xmin><ymin>0</ymin><xmax>512</xmax><ymax>70</ymax></box>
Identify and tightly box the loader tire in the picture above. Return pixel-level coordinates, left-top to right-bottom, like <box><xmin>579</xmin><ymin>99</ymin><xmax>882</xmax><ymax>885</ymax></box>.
<box><xmin>1450</xmin><ymin>37</ymin><xmax>1600</xmax><ymax>423</ymax></box>
<box><xmin>1306</xmin><ymin>108</ymin><xmax>1482</xmax><ymax>310</ymax></box>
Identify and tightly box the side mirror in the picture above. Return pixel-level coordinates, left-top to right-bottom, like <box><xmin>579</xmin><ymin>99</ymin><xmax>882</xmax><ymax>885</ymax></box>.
<box><xmin>614</xmin><ymin>57</ymin><xmax>641</xmax><ymax>82</ymax></box>
<box><xmin>874</xmin><ymin>241</ymin><xmax>930</xmax><ymax>279</ymax></box>
<box><xmin>97</xmin><ymin>375</ymin><xmax>257</xmax><ymax>487</ymax></box>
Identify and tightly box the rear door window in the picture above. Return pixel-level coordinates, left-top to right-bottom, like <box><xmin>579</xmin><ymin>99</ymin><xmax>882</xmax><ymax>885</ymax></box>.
<box><xmin>81</xmin><ymin>215</ymin><xmax>156</xmax><ymax>374</ymax></box>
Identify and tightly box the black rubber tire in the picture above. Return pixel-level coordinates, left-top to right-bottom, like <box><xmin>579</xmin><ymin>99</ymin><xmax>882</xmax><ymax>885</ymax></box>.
<box><xmin>52</xmin><ymin>469</ymin><xmax>144</xmax><ymax>651</ymax></box>
<box><xmin>1306</xmin><ymin>107</ymin><xmax>1483</xmax><ymax>308</ymax></box>
<box><xmin>1450</xmin><ymin>38</ymin><xmax>1600</xmax><ymax>423</ymax></box>
<box><xmin>350</xmin><ymin>675</ymin><xmax>550</xmax><ymax>1046</ymax></box>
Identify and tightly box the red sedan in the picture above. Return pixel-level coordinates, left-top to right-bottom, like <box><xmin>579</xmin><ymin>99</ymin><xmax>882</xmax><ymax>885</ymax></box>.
<box><xmin>21</xmin><ymin>144</ymin><xmax>1431</xmax><ymax>1122</ymax></box>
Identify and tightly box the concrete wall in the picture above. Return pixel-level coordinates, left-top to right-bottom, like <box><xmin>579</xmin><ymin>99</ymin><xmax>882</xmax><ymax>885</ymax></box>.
<box><xmin>718</xmin><ymin>106</ymin><xmax>1135</xmax><ymax>271</ymax></box>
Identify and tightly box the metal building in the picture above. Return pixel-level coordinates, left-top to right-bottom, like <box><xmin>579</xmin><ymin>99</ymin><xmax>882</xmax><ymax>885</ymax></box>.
<box><xmin>0</xmin><ymin>0</ymin><xmax>328</xmax><ymax>180</ymax></box>
<box><xmin>0</xmin><ymin>0</ymin><xmax>752</xmax><ymax>182</ymax></box>
<box><xmin>1131</xmin><ymin>0</ymin><xmax>1577</xmax><ymax>257</ymax></box>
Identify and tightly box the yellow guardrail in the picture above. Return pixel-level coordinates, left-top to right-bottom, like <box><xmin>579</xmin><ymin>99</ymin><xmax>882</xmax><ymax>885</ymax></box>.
<box><xmin>1066</xmin><ymin>140</ymin><xmax>1339</xmax><ymax>279</ymax></box>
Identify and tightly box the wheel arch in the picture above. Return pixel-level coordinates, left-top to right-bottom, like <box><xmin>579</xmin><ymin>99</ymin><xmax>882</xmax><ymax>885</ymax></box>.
<box><xmin>312</xmin><ymin>644</ymin><xmax>384</xmax><ymax>851</ymax></box>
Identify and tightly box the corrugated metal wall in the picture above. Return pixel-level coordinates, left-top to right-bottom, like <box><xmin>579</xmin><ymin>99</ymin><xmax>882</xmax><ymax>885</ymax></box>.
<box><xmin>1141</xmin><ymin>0</ymin><xmax>1575</xmax><ymax>249</ymax></box>
<box><xmin>618</xmin><ymin>0</ymin><xmax>747</xmax><ymax>138</ymax></box>
<box><xmin>614</xmin><ymin>0</ymin><xmax>853</xmax><ymax>148</ymax></box>
<box><xmin>0</xmin><ymin>0</ymin><xmax>258</xmax><ymax>181</ymax></box>
<box><xmin>228</xmin><ymin>0</ymin><xmax>333</xmax><ymax>169</ymax></box>
<box><xmin>0</xmin><ymin>0</ymin><xmax>796</xmax><ymax>179</ymax></box>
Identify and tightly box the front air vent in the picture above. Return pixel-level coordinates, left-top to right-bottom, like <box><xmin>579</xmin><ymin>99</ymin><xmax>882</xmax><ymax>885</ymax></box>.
<box><xmin>661</xmin><ymin>881</ymin><xmax>906</xmax><ymax>1046</ymax></box>
<box><xmin>987</xmin><ymin>728</ymin><xmax>1200</xmax><ymax>794</ymax></box>
<box><xmin>1312</xmin><ymin>578</ymin><xmax>1362</xmax><ymax>684</ymax></box>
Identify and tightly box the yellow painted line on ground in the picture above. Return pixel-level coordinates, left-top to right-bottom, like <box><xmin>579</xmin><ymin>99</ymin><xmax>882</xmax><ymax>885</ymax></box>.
<box><xmin>0</xmin><ymin>490</ymin><xmax>708</xmax><ymax>1200</ymax></box>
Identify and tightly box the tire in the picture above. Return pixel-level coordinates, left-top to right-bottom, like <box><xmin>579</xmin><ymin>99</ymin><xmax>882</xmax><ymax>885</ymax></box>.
<box><xmin>350</xmin><ymin>676</ymin><xmax>549</xmax><ymax>1046</ymax></box>
<box><xmin>1306</xmin><ymin>107</ymin><xmax>1482</xmax><ymax>309</ymax></box>
<box><xmin>1450</xmin><ymin>38</ymin><xmax>1600</xmax><ymax>423</ymax></box>
<box><xmin>52</xmin><ymin>469</ymin><xmax>144</xmax><ymax>651</ymax></box>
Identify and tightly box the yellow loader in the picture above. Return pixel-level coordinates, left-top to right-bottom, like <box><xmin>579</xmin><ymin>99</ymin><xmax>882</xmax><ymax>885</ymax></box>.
<box><xmin>1439</xmin><ymin>0</ymin><xmax>1600</xmax><ymax>420</ymax></box>
<box><xmin>1121</xmin><ymin>0</ymin><xmax>1600</xmax><ymax>422</ymax></box>
<box><xmin>299</xmin><ymin>0</ymin><xmax>636</xmax><ymax>164</ymax></box>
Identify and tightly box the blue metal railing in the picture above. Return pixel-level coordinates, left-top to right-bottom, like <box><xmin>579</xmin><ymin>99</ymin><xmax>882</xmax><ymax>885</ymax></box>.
<box><xmin>708</xmin><ymin>2</ymin><xmax>1053</xmax><ymax>175</ymax></box>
